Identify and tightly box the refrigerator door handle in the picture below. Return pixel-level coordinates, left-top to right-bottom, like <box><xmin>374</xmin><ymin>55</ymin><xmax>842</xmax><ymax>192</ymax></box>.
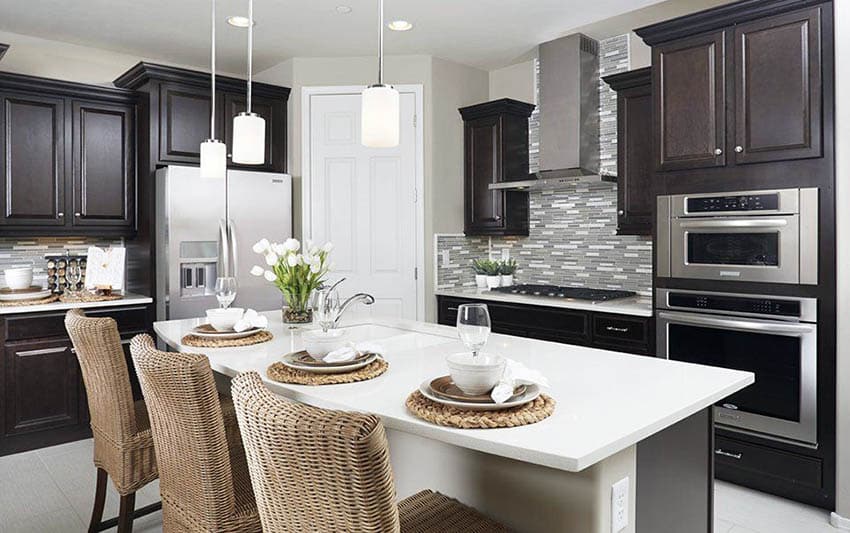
<box><xmin>218</xmin><ymin>218</ymin><xmax>230</xmax><ymax>278</ymax></box>
<box><xmin>228</xmin><ymin>219</ymin><xmax>238</xmax><ymax>279</ymax></box>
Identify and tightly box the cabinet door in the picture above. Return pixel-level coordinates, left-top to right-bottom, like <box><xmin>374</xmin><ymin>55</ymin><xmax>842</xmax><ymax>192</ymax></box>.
<box><xmin>733</xmin><ymin>6</ymin><xmax>822</xmax><ymax>164</ymax></box>
<box><xmin>71</xmin><ymin>100</ymin><xmax>135</xmax><ymax>228</ymax></box>
<box><xmin>654</xmin><ymin>31</ymin><xmax>726</xmax><ymax>171</ymax></box>
<box><xmin>222</xmin><ymin>92</ymin><xmax>286</xmax><ymax>172</ymax></box>
<box><xmin>3</xmin><ymin>340</ymin><xmax>79</xmax><ymax>437</ymax></box>
<box><xmin>0</xmin><ymin>93</ymin><xmax>66</xmax><ymax>227</ymax></box>
<box><xmin>464</xmin><ymin>116</ymin><xmax>505</xmax><ymax>234</ymax></box>
<box><xmin>617</xmin><ymin>85</ymin><xmax>653</xmax><ymax>235</ymax></box>
<box><xmin>159</xmin><ymin>83</ymin><xmax>217</xmax><ymax>164</ymax></box>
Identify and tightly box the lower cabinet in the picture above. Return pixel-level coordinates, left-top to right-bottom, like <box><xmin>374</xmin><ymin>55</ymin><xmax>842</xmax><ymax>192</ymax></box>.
<box><xmin>0</xmin><ymin>304</ymin><xmax>151</xmax><ymax>455</ymax></box>
<box><xmin>437</xmin><ymin>296</ymin><xmax>654</xmax><ymax>356</ymax></box>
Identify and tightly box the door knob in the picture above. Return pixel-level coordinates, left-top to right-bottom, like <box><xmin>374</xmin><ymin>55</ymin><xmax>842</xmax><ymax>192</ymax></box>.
<box><xmin>714</xmin><ymin>148</ymin><xmax>723</xmax><ymax>156</ymax></box>
<box><xmin>735</xmin><ymin>146</ymin><xmax>743</xmax><ymax>153</ymax></box>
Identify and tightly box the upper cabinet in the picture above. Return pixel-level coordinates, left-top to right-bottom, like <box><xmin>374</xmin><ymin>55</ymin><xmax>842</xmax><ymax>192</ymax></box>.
<box><xmin>115</xmin><ymin>63</ymin><xmax>290</xmax><ymax>173</ymax></box>
<box><xmin>637</xmin><ymin>1</ymin><xmax>827</xmax><ymax>174</ymax></box>
<box><xmin>0</xmin><ymin>73</ymin><xmax>137</xmax><ymax>236</ymax></box>
<box><xmin>458</xmin><ymin>99</ymin><xmax>535</xmax><ymax>237</ymax></box>
<box><xmin>603</xmin><ymin>68</ymin><xmax>653</xmax><ymax>236</ymax></box>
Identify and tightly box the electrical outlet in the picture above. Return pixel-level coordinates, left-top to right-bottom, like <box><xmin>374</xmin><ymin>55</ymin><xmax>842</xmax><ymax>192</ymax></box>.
<box><xmin>611</xmin><ymin>477</ymin><xmax>629</xmax><ymax>532</ymax></box>
<box><xmin>500</xmin><ymin>248</ymin><xmax>510</xmax><ymax>261</ymax></box>
<box><xmin>440</xmin><ymin>250</ymin><xmax>450</xmax><ymax>267</ymax></box>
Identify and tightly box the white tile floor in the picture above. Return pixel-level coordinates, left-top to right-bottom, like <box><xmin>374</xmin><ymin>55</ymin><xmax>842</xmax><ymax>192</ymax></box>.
<box><xmin>0</xmin><ymin>438</ymin><xmax>840</xmax><ymax>532</ymax></box>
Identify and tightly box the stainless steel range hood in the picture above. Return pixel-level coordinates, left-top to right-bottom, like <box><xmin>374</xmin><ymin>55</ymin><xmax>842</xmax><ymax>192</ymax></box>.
<box><xmin>491</xmin><ymin>33</ymin><xmax>614</xmax><ymax>191</ymax></box>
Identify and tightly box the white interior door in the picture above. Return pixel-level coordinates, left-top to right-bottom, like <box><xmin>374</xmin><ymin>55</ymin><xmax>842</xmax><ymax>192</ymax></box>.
<box><xmin>307</xmin><ymin>91</ymin><xmax>418</xmax><ymax>321</ymax></box>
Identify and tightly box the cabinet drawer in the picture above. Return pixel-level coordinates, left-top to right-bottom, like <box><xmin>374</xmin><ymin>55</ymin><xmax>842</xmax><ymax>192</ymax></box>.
<box><xmin>4</xmin><ymin>305</ymin><xmax>150</xmax><ymax>341</ymax></box>
<box><xmin>714</xmin><ymin>435</ymin><xmax>822</xmax><ymax>489</ymax></box>
<box><xmin>592</xmin><ymin>314</ymin><xmax>649</xmax><ymax>345</ymax></box>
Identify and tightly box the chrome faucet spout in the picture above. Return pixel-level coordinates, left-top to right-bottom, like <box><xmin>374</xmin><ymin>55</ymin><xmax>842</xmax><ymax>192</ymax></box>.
<box><xmin>333</xmin><ymin>293</ymin><xmax>375</xmax><ymax>328</ymax></box>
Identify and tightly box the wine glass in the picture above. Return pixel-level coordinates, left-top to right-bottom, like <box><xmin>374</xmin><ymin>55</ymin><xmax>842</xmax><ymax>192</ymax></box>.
<box><xmin>214</xmin><ymin>277</ymin><xmax>238</xmax><ymax>309</ymax></box>
<box><xmin>66</xmin><ymin>262</ymin><xmax>82</xmax><ymax>294</ymax></box>
<box><xmin>313</xmin><ymin>288</ymin><xmax>340</xmax><ymax>332</ymax></box>
<box><xmin>456</xmin><ymin>303</ymin><xmax>491</xmax><ymax>359</ymax></box>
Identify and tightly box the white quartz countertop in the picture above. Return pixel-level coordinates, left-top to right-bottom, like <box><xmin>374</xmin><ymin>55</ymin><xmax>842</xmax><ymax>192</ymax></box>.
<box><xmin>436</xmin><ymin>287</ymin><xmax>654</xmax><ymax>317</ymax></box>
<box><xmin>0</xmin><ymin>292</ymin><xmax>153</xmax><ymax>315</ymax></box>
<box><xmin>154</xmin><ymin>313</ymin><xmax>752</xmax><ymax>473</ymax></box>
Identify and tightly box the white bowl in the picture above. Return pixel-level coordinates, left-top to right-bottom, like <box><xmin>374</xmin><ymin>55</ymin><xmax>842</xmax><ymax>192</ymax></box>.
<box><xmin>445</xmin><ymin>352</ymin><xmax>506</xmax><ymax>396</ymax></box>
<box><xmin>205</xmin><ymin>307</ymin><xmax>245</xmax><ymax>331</ymax></box>
<box><xmin>4</xmin><ymin>267</ymin><xmax>33</xmax><ymax>290</ymax></box>
<box><xmin>302</xmin><ymin>329</ymin><xmax>350</xmax><ymax>360</ymax></box>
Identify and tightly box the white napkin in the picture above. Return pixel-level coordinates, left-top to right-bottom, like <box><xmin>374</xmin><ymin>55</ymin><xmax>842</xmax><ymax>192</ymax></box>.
<box><xmin>324</xmin><ymin>342</ymin><xmax>385</xmax><ymax>363</ymax></box>
<box><xmin>491</xmin><ymin>359</ymin><xmax>550</xmax><ymax>404</ymax></box>
<box><xmin>233</xmin><ymin>309</ymin><xmax>269</xmax><ymax>332</ymax></box>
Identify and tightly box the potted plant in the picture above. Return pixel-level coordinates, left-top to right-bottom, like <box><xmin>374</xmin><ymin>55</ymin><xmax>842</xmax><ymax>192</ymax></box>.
<box><xmin>471</xmin><ymin>258</ymin><xmax>489</xmax><ymax>289</ymax></box>
<box><xmin>250</xmin><ymin>238</ymin><xmax>333</xmax><ymax>324</ymax></box>
<box><xmin>499</xmin><ymin>258</ymin><xmax>517</xmax><ymax>287</ymax></box>
<box><xmin>483</xmin><ymin>259</ymin><xmax>502</xmax><ymax>289</ymax></box>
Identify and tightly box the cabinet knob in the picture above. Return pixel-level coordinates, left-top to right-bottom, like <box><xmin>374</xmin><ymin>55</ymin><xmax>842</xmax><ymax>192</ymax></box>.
<box><xmin>735</xmin><ymin>145</ymin><xmax>744</xmax><ymax>153</ymax></box>
<box><xmin>57</xmin><ymin>212</ymin><xmax>64</xmax><ymax>217</ymax></box>
<box><xmin>618</xmin><ymin>209</ymin><xmax>624</xmax><ymax>216</ymax></box>
<box><xmin>493</xmin><ymin>215</ymin><xmax>502</xmax><ymax>221</ymax></box>
<box><xmin>714</xmin><ymin>148</ymin><xmax>723</xmax><ymax>156</ymax></box>
<box><xmin>74</xmin><ymin>213</ymin><xmax>81</xmax><ymax>217</ymax></box>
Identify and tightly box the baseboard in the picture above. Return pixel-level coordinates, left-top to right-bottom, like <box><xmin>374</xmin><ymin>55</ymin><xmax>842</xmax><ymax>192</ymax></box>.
<box><xmin>830</xmin><ymin>512</ymin><xmax>850</xmax><ymax>530</ymax></box>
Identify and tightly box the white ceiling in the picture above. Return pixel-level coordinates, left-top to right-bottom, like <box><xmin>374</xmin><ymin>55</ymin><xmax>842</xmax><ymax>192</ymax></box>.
<box><xmin>0</xmin><ymin>0</ymin><xmax>677</xmax><ymax>73</ymax></box>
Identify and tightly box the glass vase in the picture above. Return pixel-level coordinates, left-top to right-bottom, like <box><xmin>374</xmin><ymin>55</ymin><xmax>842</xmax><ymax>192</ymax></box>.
<box><xmin>281</xmin><ymin>292</ymin><xmax>314</xmax><ymax>325</ymax></box>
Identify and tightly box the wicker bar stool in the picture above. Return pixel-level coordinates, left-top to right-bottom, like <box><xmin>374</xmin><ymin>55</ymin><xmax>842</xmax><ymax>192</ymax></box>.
<box><xmin>64</xmin><ymin>309</ymin><xmax>161</xmax><ymax>533</ymax></box>
<box><xmin>230</xmin><ymin>371</ymin><xmax>513</xmax><ymax>532</ymax></box>
<box><xmin>129</xmin><ymin>334</ymin><xmax>261</xmax><ymax>533</ymax></box>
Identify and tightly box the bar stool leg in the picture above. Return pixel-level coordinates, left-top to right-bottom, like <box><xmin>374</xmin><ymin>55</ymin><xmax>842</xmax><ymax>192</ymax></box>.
<box><xmin>88</xmin><ymin>468</ymin><xmax>108</xmax><ymax>533</ymax></box>
<box><xmin>117</xmin><ymin>492</ymin><xmax>136</xmax><ymax>533</ymax></box>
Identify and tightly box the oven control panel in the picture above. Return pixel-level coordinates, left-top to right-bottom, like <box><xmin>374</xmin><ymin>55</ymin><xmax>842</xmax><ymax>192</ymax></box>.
<box><xmin>667</xmin><ymin>293</ymin><xmax>801</xmax><ymax>317</ymax></box>
<box><xmin>686</xmin><ymin>193</ymin><xmax>779</xmax><ymax>213</ymax></box>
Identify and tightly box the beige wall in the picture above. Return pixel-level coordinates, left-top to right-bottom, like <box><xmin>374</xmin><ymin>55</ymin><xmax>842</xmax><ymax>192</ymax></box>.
<box><xmin>489</xmin><ymin>59</ymin><xmax>537</xmax><ymax>104</ymax></box>
<box><xmin>833</xmin><ymin>0</ymin><xmax>850</xmax><ymax>525</ymax></box>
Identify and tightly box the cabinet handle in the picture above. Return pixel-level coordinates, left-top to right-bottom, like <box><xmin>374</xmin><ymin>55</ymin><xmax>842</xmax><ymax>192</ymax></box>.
<box><xmin>447</xmin><ymin>307</ymin><xmax>459</xmax><ymax>312</ymax></box>
<box><xmin>714</xmin><ymin>148</ymin><xmax>723</xmax><ymax>156</ymax></box>
<box><xmin>18</xmin><ymin>347</ymin><xmax>68</xmax><ymax>357</ymax></box>
<box><xmin>493</xmin><ymin>215</ymin><xmax>502</xmax><ymax>221</ymax></box>
<box><xmin>735</xmin><ymin>146</ymin><xmax>743</xmax><ymax>153</ymax></box>
<box><xmin>74</xmin><ymin>213</ymin><xmax>81</xmax><ymax>217</ymax></box>
<box><xmin>618</xmin><ymin>210</ymin><xmax>625</xmax><ymax>216</ymax></box>
<box><xmin>715</xmin><ymin>448</ymin><xmax>742</xmax><ymax>460</ymax></box>
<box><xmin>58</xmin><ymin>212</ymin><xmax>64</xmax><ymax>218</ymax></box>
<box><xmin>605</xmin><ymin>326</ymin><xmax>629</xmax><ymax>333</ymax></box>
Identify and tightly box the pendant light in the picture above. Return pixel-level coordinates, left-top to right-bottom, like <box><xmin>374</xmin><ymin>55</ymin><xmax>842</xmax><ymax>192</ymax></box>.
<box><xmin>200</xmin><ymin>0</ymin><xmax>226</xmax><ymax>178</ymax></box>
<box><xmin>361</xmin><ymin>0</ymin><xmax>399</xmax><ymax>148</ymax></box>
<box><xmin>232</xmin><ymin>0</ymin><xmax>266</xmax><ymax>164</ymax></box>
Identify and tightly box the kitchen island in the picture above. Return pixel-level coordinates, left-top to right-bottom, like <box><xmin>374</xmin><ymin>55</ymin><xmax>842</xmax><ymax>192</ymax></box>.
<box><xmin>154</xmin><ymin>312</ymin><xmax>753</xmax><ymax>533</ymax></box>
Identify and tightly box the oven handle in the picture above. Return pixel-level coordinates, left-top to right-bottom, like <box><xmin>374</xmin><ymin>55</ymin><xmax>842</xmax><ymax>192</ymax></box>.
<box><xmin>678</xmin><ymin>218</ymin><xmax>789</xmax><ymax>229</ymax></box>
<box><xmin>657</xmin><ymin>311</ymin><xmax>816</xmax><ymax>336</ymax></box>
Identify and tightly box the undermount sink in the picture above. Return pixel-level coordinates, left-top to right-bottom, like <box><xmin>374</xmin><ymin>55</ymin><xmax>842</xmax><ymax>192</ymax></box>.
<box><xmin>337</xmin><ymin>324</ymin><xmax>412</xmax><ymax>342</ymax></box>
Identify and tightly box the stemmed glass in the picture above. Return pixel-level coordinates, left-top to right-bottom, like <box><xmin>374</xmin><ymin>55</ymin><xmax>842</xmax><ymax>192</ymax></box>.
<box><xmin>313</xmin><ymin>288</ymin><xmax>341</xmax><ymax>332</ymax></box>
<box><xmin>456</xmin><ymin>303</ymin><xmax>491</xmax><ymax>359</ymax></box>
<box><xmin>66</xmin><ymin>262</ymin><xmax>83</xmax><ymax>295</ymax></box>
<box><xmin>214</xmin><ymin>277</ymin><xmax>238</xmax><ymax>309</ymax></box>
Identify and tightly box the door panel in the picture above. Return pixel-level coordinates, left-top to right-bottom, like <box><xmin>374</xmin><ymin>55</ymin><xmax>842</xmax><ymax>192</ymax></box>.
<box><xmin>734</xmin><ymin>6</ymin><xmax>822</xmax><ymax>164</ymax></box>
<box><xmin>71</xmin><ymin>100</ymin><xmax>135</xmax><ymax>227</ymax></box>
<box><xmin>465</xmin><ymin>117</ymin><xmax>505</xmax><ymax>231</ymax></box>
<box><xmin>159</xmin><ymin>83</ymin><xmax>214</xmax><ymax>163</ymax></box>
<box><xmin>654</xmin><ymin>31</ymin><xmax>726</xmax><ymax>171</ymax></box>
<box><xmin>222</xmin><ymin>93</ymin><xmax>285</xmax><ymax>172</ymax></box>
<box><xmin>617</xmin><ymin>83</ymin><xmax>653</xmax><ymax>235</ymax></box>
<box><xmin>308</xmin><ymin>91</ymin><xmax>418</xmax><ymax>321</ymax></box>
<box><xmin>0</xmin><ymin>94</ymin><xmax>66</xmax><ymax>226</ymax></box>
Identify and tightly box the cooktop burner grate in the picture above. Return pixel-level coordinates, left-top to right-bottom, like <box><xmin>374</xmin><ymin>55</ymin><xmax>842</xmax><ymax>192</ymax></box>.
<box><xmin>491</xmin><ymin>284</ymin><xmax>637</xmax><ymax>302</ymax></box>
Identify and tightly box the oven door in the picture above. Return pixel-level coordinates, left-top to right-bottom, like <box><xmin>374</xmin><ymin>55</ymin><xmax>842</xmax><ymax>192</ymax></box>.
<box><xmin>670</xmin><ymin>215</ymin><xmax>799</xmax><ymax>284</ymax></box>
<box><xmin>657</xmin><ymin>310</ymin><xmax>817</xmax><ymax>445</ymax></box>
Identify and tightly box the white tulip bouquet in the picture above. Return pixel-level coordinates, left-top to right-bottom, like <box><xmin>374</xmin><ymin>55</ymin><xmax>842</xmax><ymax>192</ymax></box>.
<box><xmin>251</xmin><ymin>238</ymin><xmax>333</xmax><ymax>323</ymax></box>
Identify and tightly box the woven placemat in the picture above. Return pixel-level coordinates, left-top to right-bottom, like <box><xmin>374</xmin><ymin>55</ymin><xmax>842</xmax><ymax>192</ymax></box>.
<box><xmin>267</xmin><ymin>358</ymin><xmax>388</xmax><ymax>386</ymax></box>
<box><xmin>406</xmin><ymin>391</ymin><xmax>555</xmax><ymax>429</ymax></box>
<box><xmin>0</xmin><ymin>294</ymin><xmax>60</xmax><ymax>307</ymax></box>
<box><xmin>59</xmin><ymin>292</ymin><xmax>123</xmax><ymax>303</ymax></box>
<box><xmin>182</xmin><ymin>329</ymin><xmax>273</xmax><ymax>348</ymax></box>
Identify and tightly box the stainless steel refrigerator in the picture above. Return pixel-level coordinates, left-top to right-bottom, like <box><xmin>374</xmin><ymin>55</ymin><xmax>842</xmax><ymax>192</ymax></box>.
<box><xmin>155</xmin><ymin>165</ymin><xmax>292</xmax><ymax>320</ymax></box>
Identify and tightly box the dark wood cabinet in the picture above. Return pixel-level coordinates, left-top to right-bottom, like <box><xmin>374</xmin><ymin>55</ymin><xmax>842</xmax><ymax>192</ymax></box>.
<box><xmin>653</xmin><ymin>31</ymin><xmax>727</xmax><ymax>171</ymax></box>
<box><xmin>733</xmin><ymin>6</ymin><xmax>822</xmax><ymax>164</ymax></box>
<box><xmin>458</xmin><ymin>99</ymin><xmax>535</xmax><ymax>236</ymax></box>
<box><xmin>603</xmin><ymin>68</ymin><xmax>653</xmax><ymax>236</ymax></box>
<box><xmin>71</xmin><ymin>100</ymin><xmax>135</xmax><ymax>229</ymax></box>
<box><xmin>223</xmin><ymin>92</ymin><xmax>286</xmax><ymax>172</ymax></box>
<box><xmin>0</xmin><ymin>93</ymin><xmax>66</xmax><ymax>227</ymax></box>
<box><xmin>0</xmin><ymin>73</ymin><xmax>138</xmax><ymax>236</ymax></box>
<box><xmin>437</xmin><ymin>295</ymin><xmax>653</xmax><ymax>356</ymax></box>
<box><xmin>158</xmin><ymin>82</ymin><xmax>218</xmax><ymax>164</ymax></box>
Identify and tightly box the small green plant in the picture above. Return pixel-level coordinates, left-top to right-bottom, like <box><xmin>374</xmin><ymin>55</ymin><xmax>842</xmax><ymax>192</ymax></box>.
<box><xmin>498</xmin><ymin>258</ymin><xmax>517</xmax><ymax>275</ymax></box>
<box><xmin>481</xmin><ymin>259</ymin><xmax>501</xmax><ymax>276</ymax></box>
<box><xmin>471</xmin><ymin>258</ymin><xmax>489</xmax><ymax>275</ymax></box>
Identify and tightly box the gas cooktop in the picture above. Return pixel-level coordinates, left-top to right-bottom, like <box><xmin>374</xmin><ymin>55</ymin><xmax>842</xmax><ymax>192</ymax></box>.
<box><xmin>491</xmin><ymin>284</ymin><xmax>637</xmax><ymax>302</ymax></box>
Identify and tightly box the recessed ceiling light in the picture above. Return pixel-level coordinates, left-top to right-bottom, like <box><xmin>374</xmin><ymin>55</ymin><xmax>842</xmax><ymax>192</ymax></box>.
<box><xmin>226</xmin><ymin>16</ymin><xmax>255</xmax><ymax>28</ymax></box>
<box><xmin>387</xmin><ymin>20</ymin><xmax>413</xmax><ymax>31</ymax></box>
<box><xmin>335</xmin><ymin>5</ymin><xmax>352</xmax><ymax>14</ymax></box>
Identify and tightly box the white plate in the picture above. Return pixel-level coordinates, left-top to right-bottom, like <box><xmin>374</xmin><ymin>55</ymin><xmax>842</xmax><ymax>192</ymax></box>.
<box><xmin>281</xmin><ymin>352</ymin><xmax>378</xmax><ymax>374</ymax></box>
<box><xmin>0</xmin><ymin>288</ymin><xmax>52</xmax><ymax>302</ymax></box>
<box><xmin>418</xmin><ymin>379</ymin><xmax>540</xmax><ymax>412</ymax></box>
<box><xmin>190</xmin><ymin>325</ymin><xmax>265</xmax><ymax>339</ymax></box>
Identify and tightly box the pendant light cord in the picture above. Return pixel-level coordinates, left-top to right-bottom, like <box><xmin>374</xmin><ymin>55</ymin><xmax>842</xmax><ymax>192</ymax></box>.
<box><xmin>378</xmin><ymin>0</ymin><xmax>384</xmax><ymax>85</ymax></box>
<box><xmin>210</xmin><ymin>0</ymin><xmax>216</xmax><ymax>138</ymax></box>
<box><xmin>247</xmin><ymin>0</ymin><xmax>253</xmax><ymax>113</ymax></box>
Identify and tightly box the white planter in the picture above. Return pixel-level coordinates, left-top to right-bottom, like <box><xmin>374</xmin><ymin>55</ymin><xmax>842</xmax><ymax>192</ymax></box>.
<box><xmin>475</xmin><ymin>274</ymin><xmax>488</xmax><ymax>289</ymax></box>
<box><xmin>500</xmin><ymin>274</ymin><xmax>514</xmax><ymax>287</ymax></box>
<box><xmin>486</xmin><ymin>276</ymin><xmax>501</xmax><ymax>289</ymax></box>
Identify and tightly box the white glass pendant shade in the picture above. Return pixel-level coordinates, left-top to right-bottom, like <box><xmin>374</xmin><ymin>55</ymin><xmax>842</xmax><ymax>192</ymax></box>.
<box><xmin>200</xmin><ymin>139</ymin><xmax>227</xmax><ymax>178</ymax></box>
<box><xmin>361</xmin><ymin>84</ymin><xmax>400</xmax><ymax>148</ymax></box>
<box><xmin>232</xmin><ymin>112</ymin><xmax>266</xmax><ymax>164</ymax></box>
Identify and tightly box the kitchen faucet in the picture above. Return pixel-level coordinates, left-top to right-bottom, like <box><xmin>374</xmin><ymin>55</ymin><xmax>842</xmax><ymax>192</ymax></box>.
<box><xmin>315</xmin><ymin>278</ymin><xmax>375</xmax><ymax>331</ymax></box>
